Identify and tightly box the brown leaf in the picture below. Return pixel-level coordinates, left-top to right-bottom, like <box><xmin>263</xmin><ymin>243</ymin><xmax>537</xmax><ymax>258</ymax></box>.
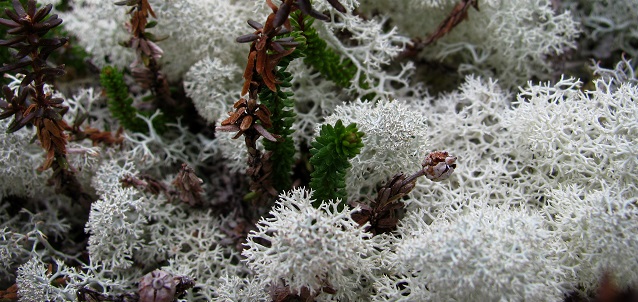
<box><xmin>255</xmin><ymin>48</ymin><xmax>267</xmax><ymax>76</ymax></box>
<box><xmin>225</xmin><ymin>107</ymin><xmax>246</xmax><ymax>126</ymax></box>
<box><xmin>262</xmin><ymin>70</ymin><xmax>278</xmax><ymax>92</ymax></box>
<box><xmin>0</xmin><ymin>283</ymin><xmax>18</xmax><ymax>301</ymax></box>
<box><xmin>254</xmin><ymin>109</ymin><xmax>272</xmax><ymax>128</ymax></box>
<box><xmin>40</xmin><ymin>149</ymin><xmax>55</xmax><ymax>170</ymax></box>
<box><xmin>142</xmin><ymin>0</ymin><xmax>156</xmax><ymax>18</ymax></box>
<box><xmin>233</xmin><ymin>98</ymin><xmax>246</xmax><ymax>108</ymax></box>
<box><xmin>40</xmin><ymin>127</ymin><xmax>51</xmax><ymax>151</ymax></box>
<box><xmin>43</xmin><ymin>118</ymin><xmax>61</xmax><ymax>138</ymax></box>
<box><xmin>240</xmin><ymin>115</ymin><xmax>253</xmax><ymax>131</ymax></box>
<box><xmin>242</xmin><ymin>51</ymin><xmax>257</xmax><ymax>95</ymax></box>
<box><xmin>51</xmin><ymin>136</ymin><xmax>67</xmax><ymax>154</ymax></box>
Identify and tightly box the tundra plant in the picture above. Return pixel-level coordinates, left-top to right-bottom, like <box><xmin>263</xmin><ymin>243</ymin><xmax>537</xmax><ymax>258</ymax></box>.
<box><xmin>1</xmin><ymin>0</ymin><xmax>637</xmax><ymax>301</ymax></box>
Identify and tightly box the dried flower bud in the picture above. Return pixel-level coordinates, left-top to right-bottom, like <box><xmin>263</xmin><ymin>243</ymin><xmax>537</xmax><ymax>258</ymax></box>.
<box><xmin>422</xmin><ymin>151</ymin><xmax>457</xmax><ymax>181</ymax></box>
<box><xmin>172</xmin><ymin>163</ymin><xmax>204</xmax><ymax>206</ymax></box>
<box><xmin>138</xmin><ymin>270</ymin><xmax>177</xmax><ymax>302</ymax></box>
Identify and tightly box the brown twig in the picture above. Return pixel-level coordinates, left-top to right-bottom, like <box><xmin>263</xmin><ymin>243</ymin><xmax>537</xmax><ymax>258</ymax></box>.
<box><xmin>404</xmin><ymin>0</ymin><xmax>479</xmax><ymax>56</ymax></box>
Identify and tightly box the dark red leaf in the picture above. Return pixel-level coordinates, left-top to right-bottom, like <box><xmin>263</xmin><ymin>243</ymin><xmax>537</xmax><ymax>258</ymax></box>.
<box><xmin>270</xmin><ymin>41</ymin><xmax>285</xmax><ymax>53</ymax></box>
<box><xmin>297</xmin><ymin>0</ymin><xmax>329</xmax><ymax>21</ymax></box>
<box><xmin>247</xmin><ymin>19</ymin><xmax>263</xmax><ymax>30</ymax></box>
<box><xmin>27</xmin><ymin>33</ymin><xmax>38</xmax><ymax>45</ymax></box>
<box><xmin>40</xmin><ymin>67</ymin><xmax>66</xmax><ymax>76</ymax></box>
<box><xmin>6</xmin><ymin>26</ymin><xmax>26</xmax><ymax>35</ymax></box>
<box><xmin>27</xmin><ymin>0</ymin><xmax>36</xmax><ymax>18</ymax></box>
<box><xmin>236</xmin><ymin>33</ymin><xmax>259</xmax><ymax>43</ymax></box>
<box><xmin>0</xmin><ymin>59</ymin><xmax>31</xmax><ymax>73</ymax></box>
<box><xmin>0</xmin><ymin>36</ymin><xmax>24</xmax><ymax>46</ymax></box>
<box><xmin>19</xmin><ymin>73</ymin><xmax>35</xmax><ymax>88</ymax></box>
<box><xmin>273</xmin><ymin>1</ymin><xmax>291</xmax><ymax>29</ymax></box>
<box><xmin>38</xmin><ymin>38</ymin><xmax>67</xmax><ymax>46</ymax></box>
<box><xmin>4</xmin><ymin>9</ymin><xmax>21</xmax><ymax>23</ymax></box>
<box><xmin>0</xmin><ymin>17</ymin><xmax>19</xmax><ymax>27</ymax></box>
<box><xmin>0</xmin><ymin>110</ymin><xmax>15</xmax><ymax>120</ymax></box>
<box><xmin>11</xmin><ymin>0</ymin><xmax>26</xmax><ymax>18</ymax></box>
<box><xmin>33</xmin><ymin>15</ymin><xmax>62</xmax><ymax>31</ymax></box>
<box><xmin>1</xmin><ymin>86</ymin><xmax>14</xmax><ymax>101</ymax></box>
<box><xmin>48</xmin><ymin>97</ymin><xmax>64</xmax><ymax>105</ymax></box>
<box><xmin>33</xmin><ymin>4</ymin><xmax>53</xmax><ymax>22</ymax></box>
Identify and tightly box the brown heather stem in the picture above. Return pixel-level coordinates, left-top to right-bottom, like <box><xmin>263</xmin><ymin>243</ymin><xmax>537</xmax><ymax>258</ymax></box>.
<box><xmin>0</xmin><ymin>0</ymin><xmax>94</xmax><ymax>206</ymax></box>
<box><xmin>147</xmin><ymin>57</ymin><xmax>176</xmax><ymax>108</ymax></box>
<box><xmin>48</xmin><ymin>159</ymin><xmax>93</xmax><ymax>211</ymax></box>
<box><xmin>117</xmin><ymin>0</ymin><xmax>175</xmax><ymax>107</ymax></box>
<box><xmin>402</xmin><ymin>0</ymin><xmax>479</xmax><ymax>57</ymax></box>
<box><xmin>244</xmin><ymin>130</ymin><xmax>277</xmax><ymax>205</ymax></box>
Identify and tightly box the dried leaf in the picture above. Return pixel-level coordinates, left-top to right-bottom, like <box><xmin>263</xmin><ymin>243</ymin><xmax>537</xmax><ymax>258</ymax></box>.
<box><xmin>254</xmin><ymin>124</ymin><xmax>279</xmax><ymax>142</ymax></box>
<box><xmin>33</xmin><ymin>4</ymin><xmax>53</xmax><ymax>22</ymax></box>
<box><xmin>40</xmin><ymin>126</ymin><xmax>51</xmax><ymax>151</ymax></box>
<box><xmin>255</xmin><ymin>48</ymin><xmax>267</xmax><ymax>76</ymax></box>
<box><xmin>254</xmin><ymin>109</ymin><xmax>272</xmax><ymax>128</ymax></box>
<box><xmin>273</xmin><ymin>0</ymin><xmax>291</xmax><ymax>29</ymax></box>
<box><xmin>240</xmin><ymin>115</ymin><xmax>253</xmax><ymax>131</ymax></box>
<box><xmin>242</xmin><ymin>51</ymin><xmax>257</xmax><ymax>95</ymax></box>
<box><xmin>248</xmin><ymin>19</ymin><xmax>263</xmax><ymax>30</ymax></box>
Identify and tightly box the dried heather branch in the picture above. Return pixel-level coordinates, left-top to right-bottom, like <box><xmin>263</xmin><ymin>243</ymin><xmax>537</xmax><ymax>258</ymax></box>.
<box><xmin>0</xmin><ymin>0</ymin><xmax>68</xmax><ymax>170</ymax></box>
<box><xmin>115</xmin><ymin>0</ymin><xmax>174</xmax><ymax>107</ymax></box>
<box><xmin>352</xmin><ymin>151</ymin><xmax>457</xmax><ymax>235</ymax></box>
<box><xmin>172</xmin><ymin>163</ymin><xmax>204</xmax><ymax>207</ymax></box>
<box><xmin>0</xmin><ymin>0</ymin><xmax>93</xmax><ymax>207</ymax></box>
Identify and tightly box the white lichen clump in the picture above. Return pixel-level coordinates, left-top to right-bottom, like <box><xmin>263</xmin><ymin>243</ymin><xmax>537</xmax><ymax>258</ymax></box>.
<box><xmin>382</xmin><ymin>206</ymin><xmax>568</xmax><ymax>301</ymax></box>
<box><xmin>243</xmin><ymin>188</ymin><xmax>374</xmax><ymax>299</ymax></box>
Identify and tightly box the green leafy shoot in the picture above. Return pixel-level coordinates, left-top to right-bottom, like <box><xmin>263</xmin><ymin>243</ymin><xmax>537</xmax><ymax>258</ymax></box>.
<box><xmin>100</xmin><ymin>66</ymin><xmax>166</xmax><ymax>134</ymax></box>
<box><xmin>309</xmin><ymin>120</ymin><xmax>364</xmax><ymax>209</ymax></box>
<box><xmin>259</xmin><ymin>31</ymin><xmax>307</xmax><ymax>191</ymax></box>
<box><xmin>290</xmin><ymin>11</ymin><xmax>358</xmax><ymax>88</ymax></box>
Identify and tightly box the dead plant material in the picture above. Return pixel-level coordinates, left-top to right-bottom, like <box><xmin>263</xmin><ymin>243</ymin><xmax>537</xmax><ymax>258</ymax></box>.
<box><xmin>405</xmin><ymin>0</ymin><xmax>479</xmax><ymax>56</ymax></box>
<box><xmin>172</xmin><ymin>163</ymin><xmax>205</xmax><ymax>207</ymax></box>
<box><xmin>0</xmin><ymin>284</ymin><xmax>18</xmax><ymax>301</ymax></box>
<box><xmin>352</xmin><ymin>151</ymin><xmax>456</xmax><ymax>235</ymax></box>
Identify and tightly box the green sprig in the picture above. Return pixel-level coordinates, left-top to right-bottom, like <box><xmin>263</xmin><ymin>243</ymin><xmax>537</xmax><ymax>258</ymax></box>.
<box><xmin>100</xmin><ymin>66</ymin><xmax>166</xmax><ymax>134</ymax></box>
<box><xmin>260</xmin><ymin>33</ymin><xmax>306</xmax><ymax>191</ymax></box>
<box><xmin>309</xmin><ymin>120</ymin><xmax>364</xmax><ymax>208</ymax></box>
<box><xmin>291</xmin><ymin>11</ymin><xmax>357</xmax><ymax>88</ymax></box>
